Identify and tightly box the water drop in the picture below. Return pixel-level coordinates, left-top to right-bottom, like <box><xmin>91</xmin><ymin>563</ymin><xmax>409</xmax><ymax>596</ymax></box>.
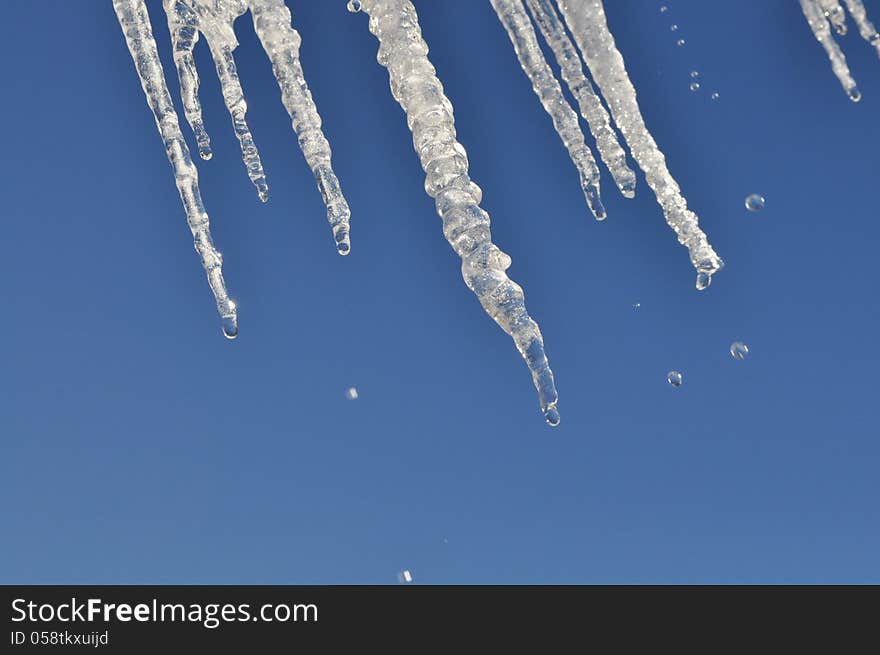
<box><xmin>345</xmin><ymin>387</ymin><xmax>359</xmax><ymax>400</ymax></box>
<box><xmin>660</xmin><ymin>5</ymin><xmax>668</xmax><ymax>13</ymax></box>
<box><xmin>667</xmin><ymin>371</ymin><xmax>683</xmax><ymax>388</ymax></box>
<box><xmin>670</xmin><ymin>24</ymin><xmax>679</xmax><ymax>31</ymax></box>
<box><xmin>689</xmin><ymin>81</ymin><xmax>700</xmax><ymax>92</ymax></box>
<box><xmin>347</xmin><ymin>0</ymin><xmax>362</xmax><ymax>12</ymax></box>
<box><xmin>677</xmin><ymin>38</ymin><xmax>686</xmax><ymax>46</ymax></box>
<box><xmin>221</xmin><ymin>315</ymin><xmax>238</xmax><ymax>340</ymax></box>
<box><xmin>690</xmin><ymin>70</ymin><xmax>700</xmax><ymax>79</ymax></box>
<box><xmin>397</xmin><ymin>570</ymin><xmax>413</xmax><ymax>584</ymax></box>
<box><xmin>633</xmin><ymin>302</ymin><xmax>641</xmax><ymax>310</ymax></box>
<box><xmin>744</xmin><ymin>193</ymin><xmax>765</xmax><ymax>212</ymax></box>
<box><xmin>544</xmin><ymin>406</ymin><xmax>561</xmax><ymax>427</ymax></box>
<box><xmin>710</xmin><ymin>91</ymin><xmax>720</xmax><ymax>101</ymax></box>
<box><xmin>730</xmin><ymin>341</ymin><xmax>749</xmax><ymax>361</ymax></box>
<box><xmin>847</xmin><ymin>86</ymin><xmax>862</xmax><ymax>103</ymax></box>
<box><xmin>695</xmin><ymin>271</ymin><xmax>711</xmax><ymax>290</ymax></box>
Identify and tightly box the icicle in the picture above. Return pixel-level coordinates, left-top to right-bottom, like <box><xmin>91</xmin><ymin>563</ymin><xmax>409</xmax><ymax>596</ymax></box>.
<box><xmin>250</xmin><ymin>0</ymin><xmax>352</xmax><ymax>254</ymax></box>
<box><xmin>163</xmin><ymin>1</ymin><xmax>270</xmax><ymax>201</ymax></box>
<box><xmin>490</xmin><ymin>0</ymin><xmax>605</xmax><ymax>220</ymax></box>
<box><xmin>557</xmin><ymin>0</ymin><xmax>723</xmax><ymax>290</ymax></box>
<box><xmin>842</xmin><ymin>0</ymin><xmax>880</xmax><ymax>57</ymax></box>
<box><xmin>818</xmin><ymin>0</ymin><xmax>849</xmax><ymax>35</ymax></box>
<box><xmin>164</xmin><ymin>0</ymin><xmax>212</xmax><ymax>159</ymax></box>
<box><xmin>799</xmin><ymin>0</ymin><xmax>861</xmax><ymax>101</ymax></box>
<box><xmin>523</xmin><ymin>0</ymin><xmax>636</xmax><ymax>199</ymax></box>
<box><xmin>355</xmin><ymin>0</ymin><xmax>560</xmax><ymax>425</ymax></box>
<box><xmin>113</xmin><ymin>0</ymin><xmax>238</xmax><ymax>337</ymax></box>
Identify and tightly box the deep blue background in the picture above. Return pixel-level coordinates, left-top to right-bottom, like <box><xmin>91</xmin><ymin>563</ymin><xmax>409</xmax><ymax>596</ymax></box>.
<box><xmin>1</xmin><ymin>1</ymin><xmax>878</xmax><ymax>583</ymax></box>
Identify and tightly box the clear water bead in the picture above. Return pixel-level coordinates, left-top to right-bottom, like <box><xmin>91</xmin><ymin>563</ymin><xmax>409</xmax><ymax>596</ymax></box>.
<box><xmin>690</xmin><ymin>70</ymin><xmax>700</xmax><ymax>79</ymax></box>
<box><xmin>676</xmin><ymin>39</ymin><xmax>686</xmax><ymax>46</ymax></box>
<box><xmin>689</xmin><ymin>81</ymin><xmax>700</xmax><ymax>92</ymax></box>
<box><xmin>744</xmin><ymin>193</ymin><xmax>765</xmax><ymax>212</ymax></box>
<box><xmin>633</xmin><ymin>302</ymin><xmax>641</xmax><ymax>310</ymax></box>
<box><xmin>345</xmin><ymin>387</ymin><xmax>359</xmax><ymax>400</ymax></box>
<box><xmin>221</xmin><ymin>315</ymin><xmax>238</xmax><ymax>340</ymax></box>
<box><xmin>670</xmin><ymin>24</ymin><xmax>679</xmax><ymax>31</ymax></box>
<box><xmin>398</xmin><ymin>570</ymin><xmax>413</xmax><ymax>584</ymax></box>
<box><xmin>544</xmin><ymin>406</ymin><xmax>561</xmax><ymax>427</ymax></box>
<box><xmin>667</xmin><ymin>371</ymin><xmax>683</xmax><ymax>388</ymax></box>
<box><xmin>710</xmin><ymin>91</ymin><xmax>720</xmax><ymax>101</ymax></box>
<box><xmin>346</xmin><ymin>0</ymin><xmax>362</xmax><ymax>12</ymax></box>
<box><xmin>660</xmin><ymin>5</ymin><xmax>668</xmax><ymax>12</ymax></box>
<box><xmin>730</xmin><ymin>341</ymin><xmax>749</xmax><ymax>361</ymax></box>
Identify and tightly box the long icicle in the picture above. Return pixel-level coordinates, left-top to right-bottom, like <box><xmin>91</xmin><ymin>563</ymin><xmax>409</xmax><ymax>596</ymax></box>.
<box><xmin>558</xmin><ymin>0</ymin><xmax>724</xmax><ymax>290</ymax></box>
<box><xmin>842</xmin><ymin>0</ymin><xmax>880</xmax><ymax>57</ymax></box>
<box><xmin>491</xmin><ymin>0</ymin><xmax>605</xmax><ymax>220</ymax></box>
<box><xmin>113</xmin><ymin>0</ymin><xmax>238</xmax><ymax>337</ymax></box>
<box><xmin>250</xmin><ymin>0</ymin><xmax>352</xmax><ymax>254</ymax></box>
<box><xmin>799</xmin><ymin>0</ymin><xmax>862</xmax><ymax>101</ymax></box>
<box><xmin>523</xmin><ymin>0</ymin><xmax>636</xmax><ymax>199</ymax></box>
<box><xmin>353</xmin><ymin>0</ymin><xmax>559</xmax><ymax>425</ymax></box>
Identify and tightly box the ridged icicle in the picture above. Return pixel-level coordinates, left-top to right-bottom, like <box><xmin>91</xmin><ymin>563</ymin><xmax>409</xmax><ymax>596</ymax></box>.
<box><xmin>114</xmin><ymin>0</ymin><xmax>238</xmax><ymax>337</ymax></box>
<box><xmin>354</xmin><ymin>0</ymin><xmax>560</xmax><ymax>425</ymax></box>
<box><xmin>799</xmin><ymin>0</ymin><xmax>862</xmax><ymax>101</ymax></box>
<box><xmin>558</xmin><ymin>0</ymin><xmax>724</xmax><ymax>290</ymax></box>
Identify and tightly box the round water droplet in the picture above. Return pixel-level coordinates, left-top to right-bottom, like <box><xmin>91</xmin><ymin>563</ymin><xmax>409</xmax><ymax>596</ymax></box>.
<box><xmin>633</xmin><ymin>302</ymin><xmax>641</xmax><ymax>310</ymax></box>
<box><xmin>667</xmin><ymin>371</ymin><xmax>683</xmax><ymax>388</ymax></box>
<box><xmin>744</xmin><ymin>193</ymin><xmax>765</xmax><ymax>212</ymax></box>
<box><xmin>347</xmin><ymin>0</ymin><xmax>362</xmax><ymax>12</ymax></box>
<box><xmin>345</xmin><ymin>387</ymin><xmax>359</xmax><ymax>400</ymax></box>
<box><xmin>221</xmin><ymin>315</ymin><xmax>238</xmax><ymax>340</ymax></box>
<box><xmin>730</xmin><ymin>341</ymin><xmax>749</xmax><ymax>361</ymax></box>
<box><xmin>847</xmin><ymin>87</ymin><xmax>862</xmax><ymax>103</ymax></box>
<box><xmin>690</xmin><ymin>70</ymin><xmax>700</xmax><ymax>79</ymax></box>
<box><xmin>544</xmin><ymin>406</ymin><xmax>561</xmax><ymax>427</ymax></box>
<box><xmin>660</xmin><ymin>5</ymin><xmax>668</xmax><ymax>13</ymax></box>
<box><xmin>689</xmin><ymin>81</ymin><xmax>700</xmax><ymax>92</ymax></box>
<box><xmin>670</xmin><ymin>23</ymin><xmax>679</xmax><ymax>31</ymax></box>
<box><xmin>677</xmin><ymin>38</ymin><xmax>686</xmax><ymax>46</ymax></box>
<box><xmin>710</xmin><ymin>91</ymin><xmax>720</xmax><ymax>101</ymax></box>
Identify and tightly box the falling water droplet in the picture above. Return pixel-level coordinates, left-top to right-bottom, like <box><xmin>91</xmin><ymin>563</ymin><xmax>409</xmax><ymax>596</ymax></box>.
<box><xmin>710</xmin><ymin>91</ymin><xmax>720</xmax><ymax>101</ymax></box>
<box><xmin>690</xmin><ymin>70</ymin><xmax>700</xmax><ymax>79</ymax></box>
<box><xmin>744</xmin><ymin>194</ymin><xmax>765</xmax><ymax>212</ymax></box>
<box><xmin>689</xmin><ymin>81</ymin><xmax>700</xmax><ymax>92</ymax></box>
<box><xmin>670</xmin><ymin>24</ymin><xmax>679</xmax><ymax>31</ymax></box>
<box><xmin>660</xmin><ymin>5</ymin><xmax>668</xmax><ymax>13</ymax></box>
<box><xmin>667</xmin><ymin>371</ymin><xmax>683</xmax><ymax>388</ymax></box>
<box><xmin>633</xmin><ymin>302</ymin><xmax>641</xmax><ymax>310</ymax></box>
<box><xmin>221</xmin><ymin>315</ymin><xmax>238</xmax><ymax>340</ymax></box>
<box><xmin>544</xmin><ymin>406</ymin><xmax>561</xmax><ymax>427</ymax></box>
<box><xmin>347</xmin><ymin>0</ymin><xmax>362</xmax><ymax>12</ymax></box>
<box><xmin>730</xmin><ymin>341</ymin><xmax>749</xmax><ymax>361</ymax></box>
<box><xmin>397</xmin><ymin>570</ymin><xmax>414</xmax><ymax>584</ymax></box>
<box><xmin>677</xmin><ymin>38</ymin><xmax>686</xmax><ymax>46</ymax></box>
<box><xmin>345</xmin><ymin>387</ymin><xmax>359</xmax><ymax>400</ymax></box>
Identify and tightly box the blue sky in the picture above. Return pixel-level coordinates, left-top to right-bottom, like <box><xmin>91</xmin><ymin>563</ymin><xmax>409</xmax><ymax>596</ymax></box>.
<box><xmin>1</xmin><ymin>0</ymin><xmax>878</xmax><ymax>583</ymax></box>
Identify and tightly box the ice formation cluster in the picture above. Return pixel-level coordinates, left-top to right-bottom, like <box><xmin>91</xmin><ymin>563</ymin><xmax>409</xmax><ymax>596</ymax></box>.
<box><xmin>799</xmin><ymin>0</ymin><xmax>880</xmax><ymax>101</ymax></box>
<box><xmin>114</xmin><ymin>0</ymin><xmax>728</xmax><ymax>425</ymax></box>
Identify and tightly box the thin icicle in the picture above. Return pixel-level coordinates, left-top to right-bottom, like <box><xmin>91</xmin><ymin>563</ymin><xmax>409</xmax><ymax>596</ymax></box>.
<box><xmin>523</xmin><ymin>0</ymin><xmax>635</xmax><ymax>198</ymax></box>
<box><xmin>799</xmin><ymin>0</ymin><xmax>862</xmax><ymax>101</ymax></box>
<box><xmin>491</xmin><ymin>0</ymin><xmax>605</xmax><ymax>220</ymax></box>
<box><xmin>165</xmin><ymin>0</ymin><xmax>212</xmax><ymax>159</ymax></box>
<box><xmin>355</xmin><ymin>0</ymin><xmax>560</xmax><ymax>425</ymax></box>
<box><xmin>818</xmin><ymin>0</ymin><xmax>849</xmax><ymax>35</ymax></box>
<box><xmin>557</xmin><ymin>0</ymin><xmax>723</xmax><ymax>289</ymax></box>
<box><xmin>113</xmin><ymin>0</ymin><xmax>238</xmax><ymax>337</ymax></box>
<box><xmin>842</xmin><ymin>0</ymin><xmax>880</xmax><ymax>57</ymax></box>
<box><xmin>250</xmin><ymin>0</ymin><xmax>352</xmax><ymax>254</ymax></box>
<box><xmin>163</xmin><ymin>1</ymin><xmax>270</xmax><ymax>201</ymax></box>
